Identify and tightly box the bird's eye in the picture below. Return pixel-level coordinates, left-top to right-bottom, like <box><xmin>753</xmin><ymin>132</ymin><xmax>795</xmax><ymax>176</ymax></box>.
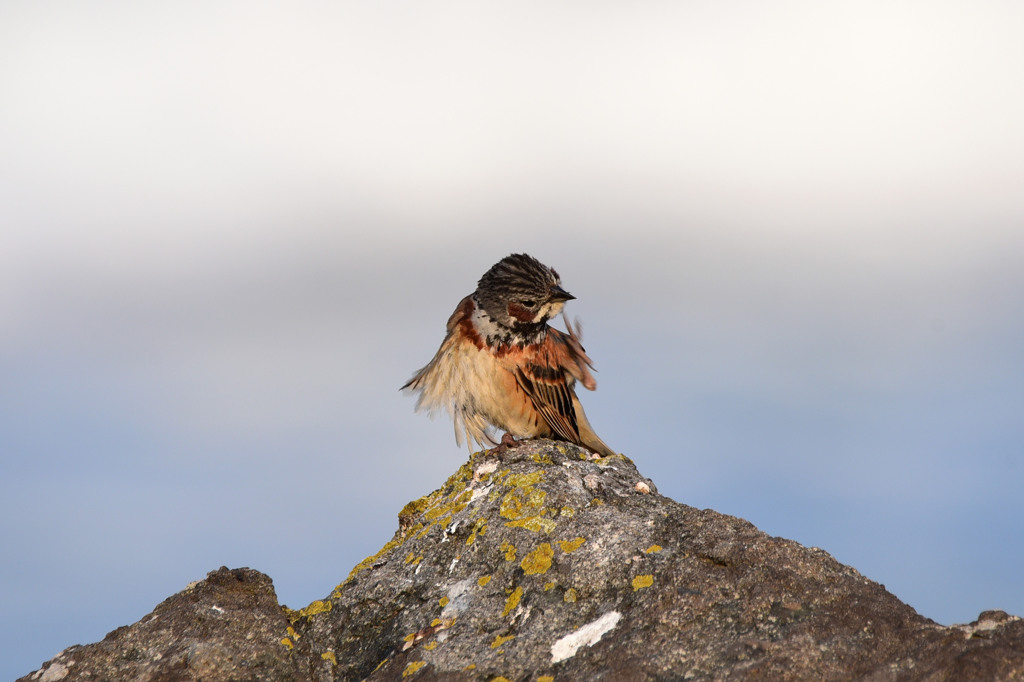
<box><xmin>521</xmin><ymin>300</ymin><xmax>537</xmax><ymax>308</ymax></box>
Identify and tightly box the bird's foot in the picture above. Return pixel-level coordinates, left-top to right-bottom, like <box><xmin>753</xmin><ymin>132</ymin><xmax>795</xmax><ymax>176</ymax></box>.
<box><xmin>500</xmin><ymin>432</ymin><xmax>520</xmax><ymax>448</ymax></box>
<box><xmin>487</xmin><ymin>433</ymin><xmax>522</xmax><ymax>460</ymax></box>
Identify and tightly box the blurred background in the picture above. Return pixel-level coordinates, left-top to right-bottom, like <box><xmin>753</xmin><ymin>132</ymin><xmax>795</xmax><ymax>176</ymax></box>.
<box><xmin>2</xmin><ymin>1</ymin><xmax>1022</xmax><ymax>678</ymax></box>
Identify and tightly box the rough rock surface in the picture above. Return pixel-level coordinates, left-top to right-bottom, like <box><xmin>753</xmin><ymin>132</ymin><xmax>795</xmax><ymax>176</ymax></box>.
<box><xmin>22</xmin><ymin>440</ymin><xmax>1024</xmax><ymax>681</ymax></box>
<box><xmin>21</xmin><ymin>567</ymin><xmax>300</xmax><ymax>681</ymax></box>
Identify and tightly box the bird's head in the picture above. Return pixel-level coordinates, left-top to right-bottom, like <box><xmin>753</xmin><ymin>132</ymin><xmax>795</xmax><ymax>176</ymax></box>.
<box><xmin>476</xmin><ymin>253</ymin><xmax>574</xmax><ymax>330</ymax></box>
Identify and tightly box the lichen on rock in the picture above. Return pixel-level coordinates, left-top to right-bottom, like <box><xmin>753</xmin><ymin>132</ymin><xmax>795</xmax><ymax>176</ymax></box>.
<box><xmin>20</xmin><ymin>440</ymin><xmax>1024</xmax><ymax>682</ymax></box>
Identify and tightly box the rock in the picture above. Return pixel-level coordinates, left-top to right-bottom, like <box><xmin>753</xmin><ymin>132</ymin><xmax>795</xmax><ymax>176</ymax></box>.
<box><xmin>21</xmin><ymin>440</ymin><xmax>1024</xmax><ymax>681</ymax></box>
<box><xmin>22</xmin><ymin>567</ymin><xmax>302</xmax><ymax>681</ymax></box>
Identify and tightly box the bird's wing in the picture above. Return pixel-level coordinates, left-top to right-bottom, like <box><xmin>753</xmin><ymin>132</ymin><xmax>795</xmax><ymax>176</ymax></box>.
<box><xmin>511</xmin><ymin>316</ymin><xmax>601</xmax><ymax>443</ymax></box>
<box><xmin>514</xmin><ymin>361</ymin><xmax>581</xmax><ymax>443</ymax></box>
<box><xmin>401</xmin><ymin>295</ymin><xmax>477</xmax><ymax>391</ymax></box>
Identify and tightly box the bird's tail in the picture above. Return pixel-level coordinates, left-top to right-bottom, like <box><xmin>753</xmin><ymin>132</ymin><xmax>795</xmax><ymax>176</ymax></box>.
<box><xmin>572</xmin><ymin>395</ymin><xmax>618</xmax><ymax>458</ymax></box>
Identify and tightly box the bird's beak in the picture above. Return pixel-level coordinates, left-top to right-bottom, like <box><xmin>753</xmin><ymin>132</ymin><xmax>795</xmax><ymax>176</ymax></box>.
<box><xmin>549</xmin><ymin>285</ymin><xmax>575</xmax><ymax>302</ymax></box>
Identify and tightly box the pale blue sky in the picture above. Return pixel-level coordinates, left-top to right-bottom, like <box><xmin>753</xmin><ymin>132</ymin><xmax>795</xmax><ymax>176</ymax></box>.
<box><xmin>3</xmin><ymin>2</ymin><xmax>1023</xmax><ymax>679</ymax></box>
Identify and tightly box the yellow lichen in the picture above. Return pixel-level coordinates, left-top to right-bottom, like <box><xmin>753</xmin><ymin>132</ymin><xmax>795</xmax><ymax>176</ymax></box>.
<box><xmin>538</xmin><ymin>677</ymin><xmax>555</xmax><ymax>682</ymax></box>
<box><xmin>478</xmin><ymin>575</ymin><xmax>492</xmax><ymax>587</ymax></box>
<box><xmin>424</xmin><ymin>641</ymin><xmax>438</xmax><ymax>651</ymax></box>
<box><xmin>404</xmin><ymin>633</ymin><xmax>417</xmax><ymax>643</ymax></box>
<box><xmin>563</xmin><ymin>588</ymin><xmax>577</xmax><ymax>603</ymax></box>
<box><xmin>500</xmin><ymin>485</ymin><xmax>547</xmax><ymax>521</ymax></box>
<box><xmin>280</xmin><ymin>637</ymin><xmax>293</xmax><ymax>649</ymax></box>
<box><xmin>543</xmin><ymin>581</ymin><xmax>556</xmax><ymax>591</ymax></box>
<box><xmin>503</xmin><ymin>586</ymin><xmax>523</xmax><ymax>617</ymax></box>
<box><xmin>500</xmin><ymin>540</ymin><xmax>517</xmax><ymax>562</ymax></box>
<box><xmin>398</xmin><ymin>497</ymin><xmax>431</xmax><ymax>524</ymax></box>
<box><xmin>521</xmin><ymin>543</ymin><xmax>554</xmax><ymax>575</ymax></box>
<box><xmin>321</xmin><ymin>651</ymin><xmax>337</xmax><ymax>665</ymax></box>
<box><xmin>645</xmin><ymin>544</ymin><xmax>663</xmax><ymax>554</ymax></box>
<box><xmin>402</xmin><ymin>661</ymin><xmax>426</xmax><ymax>677</ymax></box>
<box><xmin>430</xmin><ymin>618</ymin><xmax>441</xmax><ymax>627</ymax></box>
<box><xmin>506</xmin><ymin>470</ymin><xmax>545</xmax><ymax>488</ymax></box>
<box><xmin>397</xmin><ymin>461</ymin><xmax>478</xmax><ymax>543</ymax></box>
<box><xmin>493</xmin><ymin>677</ymin><xmax>513</xmax><ymax>682</ymax></box>
<box><xmin>424</xmin><ymin>498</ymin><xmax>458</xmax><ymax>521</ymax></box>
<box><xmin>558</xmin><ymin>537</ymin><xmax>586</xmax><ymax>553</ymax></box>
<box><xmin>632</xmin><ymin>574</ymin><xmax>654</xmax><ymax>591</ymax></box>
<box><xmin>505</xmin><ymin>516</ymin><xmax>557</xmax><ymax>534</ymax></box>
<box><xmin>590</xmin><ymin>498</ymin><xmax>604</xmax><ymax>506</ymax></box>
<box><xmin>559</xmin><ymin>506</ymin><xmax>575</xmax><ymax>517</ymax></box>
<box><xmin>344</xmin><ymin>533</ymin><xmax>407</xmax><ymax>583</ymax></box>
<box><xmin>288</xmin><ymin>599</ymin><xmax>333</xmax><ymax>623</ymax></box>
<box><xmin>466</xmin><ymin>518</ymin><xmax>488</xmax><ymax>545</ymax></box>
<box><xmin>490</xmin><ymin>634</ymin><xmax>516</xmax><ymax>648</ymax></box>
<box><xmin>439</xmin><ymin>596</ymin><xmax>450</xmax><ymax>607</ymax></box>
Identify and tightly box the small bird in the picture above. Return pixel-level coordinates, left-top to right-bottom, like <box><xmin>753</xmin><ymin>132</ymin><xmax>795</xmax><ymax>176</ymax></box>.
<box><xmin>402</xmin><ymin>253</ymin><xmax>616</xmax><ymax>457</ymax></box>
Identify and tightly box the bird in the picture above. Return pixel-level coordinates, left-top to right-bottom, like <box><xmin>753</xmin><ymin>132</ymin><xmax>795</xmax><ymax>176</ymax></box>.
<box><xmin>402</xmin><ymin>253</ymin><xmax>616</xmax><ymax>458</ymax></box>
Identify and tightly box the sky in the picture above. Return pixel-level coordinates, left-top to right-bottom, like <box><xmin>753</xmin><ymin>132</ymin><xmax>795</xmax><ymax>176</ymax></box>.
<box><xmin>2</xmin><ymin>1</ymin><xmax>1023</xmax><ymax>678</ymax></box>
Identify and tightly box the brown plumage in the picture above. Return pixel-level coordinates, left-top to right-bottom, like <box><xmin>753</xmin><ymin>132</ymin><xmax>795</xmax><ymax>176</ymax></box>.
<box><xmin>402</xmin><ymin>253</ymin><xmax>616</xmax><ymax>457</ymax></box>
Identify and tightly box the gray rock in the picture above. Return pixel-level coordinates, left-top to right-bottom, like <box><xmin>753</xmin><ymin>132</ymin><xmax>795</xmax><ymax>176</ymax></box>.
<box><xmin>21</xmin><ymin>566</ymin><xmax>300</xmax><ymax>681</ymax></box>
<box><xmin>21</xmin><ymin>440</ymin><xmax>1024</xmax><ymax>681</ymax></box>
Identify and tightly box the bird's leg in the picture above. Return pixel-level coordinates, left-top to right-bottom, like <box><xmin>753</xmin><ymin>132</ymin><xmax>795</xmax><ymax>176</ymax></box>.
<box><xmin>487</xmin><ymin>432</ymin><xmax>521</xmax><ymax>460</ymax></box>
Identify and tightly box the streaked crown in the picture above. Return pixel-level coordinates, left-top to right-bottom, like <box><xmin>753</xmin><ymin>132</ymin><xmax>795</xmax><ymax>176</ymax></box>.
<box><xmin>476</xmin><ymin>253</ymin><xmax>574</xmax><ymax>333</ymax></box>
